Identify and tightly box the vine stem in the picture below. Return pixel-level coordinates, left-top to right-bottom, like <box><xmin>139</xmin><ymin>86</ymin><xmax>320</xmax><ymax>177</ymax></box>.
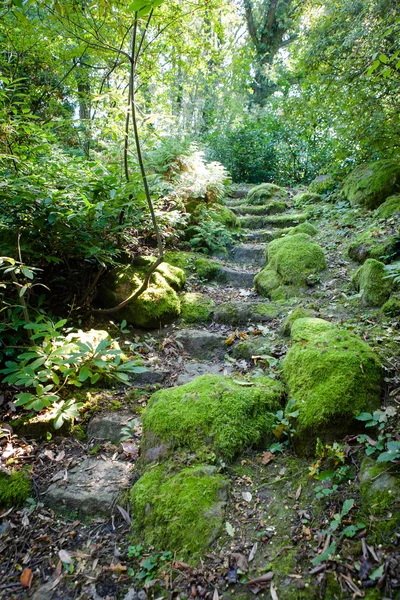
<box><xmin>94</xmin><ymin>11</ymin><xmax>164</xmax><ymax>316</ymax></box>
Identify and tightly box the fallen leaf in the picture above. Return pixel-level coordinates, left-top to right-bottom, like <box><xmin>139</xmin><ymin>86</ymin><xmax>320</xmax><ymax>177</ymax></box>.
<box><xmin>58</xmin><ymin>549</ymin><xmax>73</xmax><ymax>564</ymax></box>
<box><xmin>55</xmin><ymin>450</ymin><xmax>65</xmax><ymax>462</ymax></box>
<box><xmin>261</xmin><ymin>451</ymin><xmax>275</xmax><ymax>465</ymax></box>
<box><xmin>109</xmin><ymin>562</ymin><xmax>127</xmax><ymax>572</ymax></box>
<box><xmin>213</xmin><ymin>590</ymin><xmax>219</xmax><ymax>600</ymax></box>
<box><xmin>249</xmin><ymin>542</ymin><xmax>258</xmax><ymax>562</ymax></box>
<box><xmin>245</xmin><ymin>572</ymin><xmax>274</xmax><ymax>585</ymax></box>
<box><xmin>270</xmin><ymin>581</ymin><xmax>279</xmax><ymax>600</ymax></box>
<box><xmin>302</xmin><ymin>525</ymin><xmax>312</xmax><ymax>540</ymax></box>
<box><xmin>116</xmin><ymin>504</ymin><xmax>131</xmax><ymax>524</ymax></box>
<box><xmin>20</xmin><ymin>567</ymin><xmax>33</xmax><ymax>588</ymax></box>
<box><xmin>295</xmin><ymin>485</ymin><xmax>302</xmax><ymax>500</ymax></box>
<box><xmin>231</xmin><ymin>552</ymin><xmax>248</xmax><ymax>573</ymax></box>
<box><xmin>242</xmin><ymin>491</ymin><xmax>252</xmax><ymax>503</ymax></box>
<box><xmin>225</xmin><ymin>522</ymin><xmax>235</xmax><ymax>537</ymax></box>
<box><xmin>121</xmin><ymin>441</ymin><xmax>137</xmax><ymax>456</ymax></box>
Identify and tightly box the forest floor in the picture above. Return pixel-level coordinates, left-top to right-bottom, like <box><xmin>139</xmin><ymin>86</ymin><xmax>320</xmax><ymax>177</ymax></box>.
<box><xmin>1</xmin><ymin>188</ymin><xmax>400</xmax><ymax>600</ymax></box>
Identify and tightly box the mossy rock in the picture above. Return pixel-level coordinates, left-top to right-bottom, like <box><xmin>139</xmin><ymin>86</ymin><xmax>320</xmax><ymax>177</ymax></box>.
<box><xmin>99</xmin><ymin>265</ymin><xmax>182</xmax><ymax>328</ymax></box>
<box><xmin>164</xmin><ymin>250</ymin><xmax>198</xmax><ymax>272</ymax></box>
<box><xmin>132</xmin><ymin>256</ymin><xmax>186</xmax><ymax>291</ymax></box>
<box><xmin>131</xmin><ymin>464</ymin><xmax>229</xmax><ymax>561</ymax></box>
<box><xmin>348</xmin><ymin>227</ymin><xmax>398</xmax><ymax>264</ymax></box>
<box><xmin>231</xmin><ymin>338</ymin><xmax>271</xmax><ymax>360</ymax></box>
<box><xmin>0</xmin><ymin>469</ymin><xmax>31</xmax><ymax>507</ymax></box>
<box><xmin>193</xmin><ymin>257</ymin><xmax>223</xmax><ymax>281</ymax></box>
<box><xmin>352</xmin><ymin>259</ymin><xmax>393</xmax><ymax>307</ymax></box>
<box><xmin>186</xmin><ymin>200</ymin><xmax>240</xmax><ymax>229</ymax></box>
<box><xmin>214</xmin><ymin>301</ymin><xmax>280</xmax><ymax>326</ymax></box>
<box><xmin>309</xmin><ymin>174</ymin><xmax>336</xmax><ymax>195</ymax></box>
<box><xmin>281</xmin><ymin>307</ymin><xmax>315</xmax><ymax>336</ymax></box>
<box><xmin>382</xmin><ymin>294</ymin><xmax>400</xmax><ymax>317</ymax></box>
<box><xmin>285</xmin><ymin>222</ymin><xmax>318</xmax><ymax>237</ymax></box>
<box><xmin>141</xmin><ymin>374</ymin><xmax>284</xmax><ymax>462</ymax></box>
<box><xmin>359</xmin><ymin>458</ymin><xmax>400</xmax><ymax>538</ymax></box>
<box><xmin>342</xmin><ymin>160</ymin><xmax>400</xmax><ymax>209</ymax></box>
<box><xmin>374</xmin><ymin>194</ymin><xmax>400</xmax><ymax>219</ymax></box>
<box><xmin>283</xmin><ymin>318</ymin><xmax>382</xmax><ymax>450</ymax></box>
<box><xmin>247</xmin><ymin>183</ymin><xmax>287</xmax><ymax>205</ymax></box>
<box><xmin>292</xmin><ymin>192</ymin><xmax>322</xmax><ymax>206</ymax></box>
<box><xmin>254</xmin><ymin>234</ymin><xmax>326</xmax><ymax>298</ymax></box>
<box><xmin>181</xmin><ymin>293</ymin><xmax>215</xmax><ymax>324</ymax></box>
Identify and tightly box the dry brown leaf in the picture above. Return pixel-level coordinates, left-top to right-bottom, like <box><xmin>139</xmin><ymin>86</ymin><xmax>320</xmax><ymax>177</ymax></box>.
<box><xmin>231</xmin><ymin>553</ymin><xmax>248</xmax><ymax>573</ymax></box>
<box><xmin>295</xmin><ymin>485</ymin><xmax>302</xmax><ymax>500</ymax></box>
<box><xmin>261</xmin><ymin>451</ymin><xmax>275</xmax><ymax>465</ymax></box>
<box><xmin>302</xmin><ymin>525</ymin><xmax>312</xmax><ymax>540</ymax></box>
<box><xmin>20</xmin><ymin>567</ymin><xmax>33</xmax><ymax>588</ymax></box>
<box><xmin>109</xmin><ymin>562</ymin><xmax>127</xmax><ymax>572</ymax></box>
<box><xmin>248</xmin><ymin>542</ymin><xmax>258</xmax><ymax>562</ymax></box>
<box><xmin>245</xmin><ymin>572</ymin><xmax>274</xmax><ymax>585</ymax></box>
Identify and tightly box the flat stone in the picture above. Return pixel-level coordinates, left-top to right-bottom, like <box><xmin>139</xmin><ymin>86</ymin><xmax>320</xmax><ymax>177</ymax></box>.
<box><xmin>131</xmin><ymin>369</ymin><xmax>169</xmax><ymax>385</ymax></box>
<box><xmin>238</xmin><ymin>215</ymin><xmax>264</xmax><ymax>229</ymax></box>
<box><xmin>88</xmin><ymin>411</ymin><xmax>135</xmax><ymax>442</ymax></box>
<box><xmin>228</xmin><ymin>187</ymin><xmax>251</xmax><ymax>199</ymax></box>
<box><xmin>177</xmin><ymin>361</ymin><xmax>233</xmax><ymax>385</ymax></box>
<box><xmin>214</xmin><ymin>301</ymin><xmax>279</xmax><ymax>326</ymax></box>
<box><xmin>217</xmin><ymin>266</ymin><xmax>257</xmax><ymax>288</ymax></box>
<box><xmin>44</xmin><ymin>457</ymin><xmax>133</xmax><ymax>515</ymax></box>
<box><xmin>263</xmin><ymin>213</ymin><xmax>307</xmax><ymax>229</ymax></box>
<box><xmin>243</xmin><ymin>229</ymin><xmax>281</xmax><ymax>243</ymax></box>
<box><xmin>230</xmin><ymin>244</ymin><xmax>266</xmax><ymax>266</ymax></box>
<box><xmin>175</xmin><ymin>329</ymin><xmax>226</xmax><ymax>359</ymax></box>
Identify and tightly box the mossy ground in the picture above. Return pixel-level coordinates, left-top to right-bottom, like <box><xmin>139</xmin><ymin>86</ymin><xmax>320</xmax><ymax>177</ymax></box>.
<box><xmin>0</xmin><ymin>469</ymin><xmax>31</xmax><ymax>507</ymax></box>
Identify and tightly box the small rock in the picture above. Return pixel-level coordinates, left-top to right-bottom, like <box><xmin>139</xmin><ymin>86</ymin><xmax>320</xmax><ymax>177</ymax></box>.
<box><xmin>177</xmin><ymin>361</ymin><xmax>233</xmax><ymax>384</ymax></box>
<box><xmin>131</xmin><ymin>369</ymin><xmax>169</xmax><ymax>385</ymax></box>
<box><xmin>175</xmin><ymin>329</ymin><xmax>226</xmax><ymax>359</ymax></box>
<box><xmin>44</xmin><ymin>458</ymin><xmax>133</xmax><ymax>515</ymax></box>
<box><xmin>88</xmin><ymin>411</ymin><xmax>134</xmax><ymax>443</ymax></box>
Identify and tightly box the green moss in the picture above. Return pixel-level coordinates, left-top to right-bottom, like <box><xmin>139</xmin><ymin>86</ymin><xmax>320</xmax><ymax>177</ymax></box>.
<box><xmin>348</xmin><ymin>227</ymin><xmax>398</xmax><ymax>264</ymax></box>
<box><xmin>231</xmin><ymin>338</ymin><xmax>270</xmax><ymax>359</ymax></box>
<box><xmin>99</xmin><ymin>267</ymin><xmax>181</xmax><ymax>328</ymax></box>
<box><xmin>193</xmin><ymin>257</ymin><xmax>223</xmax><ymax>281</ymax></box>
<box><xmin>375</xmin><ymin>194</ymin><xmax>400</xmax><ymax>219</ymax></box>
<box><xmin>382</xmin><ymin>294</ymin><xmax>400</xmax><ymax>316</ymax></box>
<box><xmin>281</xmin><ymin>307</ymin><xmax>315</xmax><ymax>336</ymax></box>
<box><xmin>285</xmin><ymin>222</ymin><xmax>318</xmax><ymax>237</ymax></box>
<box><xmin>292</xmin><ymin>192</ymin><xmax>322</xmax><ymax>206</ymax></box>
<box><xmin>283</xmin><ymin>318</ymin><xmax>382</xmax><ymax>445</ymax></box>
<box><xmin>214</xmin><ymin>301</ymin><xmax>279</xmax><ymax>326</ymax></box>
<box><xmin>255</xmin><ymin>234</ymin><xmax>326</xmax><ymax>299</ymax></box>
<box><xmin>247</xmin><ymin>183</ymin><xmax>287</xmax><ymax>205</ymax></box>
<box><xmin>164</xmin><ymin>251</ymin><xmax>198</xmax><ymax>272</ymax></box>
<box><xmin>210</xmin><ymin>204</ymin><xmax>240</xmax><ymax>229</ymax></box>
<box><xmin>142</xmin><ymin>374</ymin><xmax>283</xmax><ymax>461</ymax></box>
<box><xmin>352</xmin><ymin>259</ymin><xmax>393</xmax><ymax>307</ymax></box>
<box><xmin>181</xmin><ymin>293</ymin><xmax>215</xmax><ymax>324</ymax></box>
<box><xmin>254</xmin><ymin>267</ymin><xmax>281</xmax><ymax>297</ymax></box>
<box><xmin>0</xmin><ymin>469</ymin><xmax>31</xmax><ymax>507</ymax></box>
<box><xmin>342</xmin><ymin>160</ymin><xmax>400</xmax><ymax>209</ymax></box>
<box><xmin>131</xmin><ymin>464</ymin><xmax>228</xmax><ymax>561</ymax></box>
<box><xmin>264</xmin><ymin>213</ymin><xmax>308</xmax><ymax>228</ymax></box>
<box><xmin>234</xmin><ymin>202</ymin><xmax>287</xmax><ymax>216</ymax></box>
<box><xmin>309</xmin><ymin>174</ymin><xmax>336</xmax><ymax>195</ymax></box>
<box><xmin>359</xmin><ymin>458</ymin><xmax>400</xmax><ymax>538</ymax></box>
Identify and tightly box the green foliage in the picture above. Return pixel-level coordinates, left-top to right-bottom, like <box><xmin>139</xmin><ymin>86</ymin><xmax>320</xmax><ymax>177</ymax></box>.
<box><xmin>0</xmin><ymin>469</ymin><xmax>31</xmax><ymax>507</ymax></box>
<box><xmin>357</xmin><ymin>407</ymin><xmax>400</xmax><ymax>463</ymax></box>
<box><xmin>384</xmin><ymin>260</ymin><xmax>400</xmax><ymax>284</ymax></box>
<box><xmin>0</xmin><ymin>319</ymin><xmax>145</xmax><ymax>428</ymax></box>
<box><xmin>188</xmin><ymin>216</ymin><xmax>235</xmax><ymax>255</ymax></box>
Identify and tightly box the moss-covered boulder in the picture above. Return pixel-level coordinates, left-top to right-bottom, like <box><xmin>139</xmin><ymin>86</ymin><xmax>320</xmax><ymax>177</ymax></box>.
<box><xmin>214</xmin><ymin>301</ymin><xmax>279</xmax><ymax>326</ymax></box>
<box><xmin>193</xmin><ymin>257</ymin><xmax>223</xmax><ymax>281</ymax></box>
<box><xmin>342</xmin><ymin>160</ymin><xmax>400</xmax><ymax>209</ymax></box>
<box><xmin>283</xmin><ymin>318</ymin><xmax>382</xmax><ymax>450</ymax></box>
<box><xmin>131</xmin><ymin>464</ymin><xmax>229</xmax><ymax>561</ymax></box>
<box><xmin>99</xmin><ymin>263</ymin><xmax>184</xmax><ymax>328</ymax></box>
<box><xmin>359</xmin><ymin>458</ymin><xmax>400</xmax><ymax>538</ymax></box>
<box><xmin>352</xmin><ymin>259</ymin><xmax>393</xmax><ymax>307</ymax></box>
<box><xmin>281</xmin><ymin>307</ymin><xmax>315</xmax><ymax>336</ymax></box>
<box><xmin>186</xmin><ymin>200</ymin><xmax>240</xmax><ymax>229</ymax></box>
<box><xmin>0</xmin><ymin>469</ymin><xmax>31</xmax><ymax>507</ymax></box>
<box><xmin>285</xmin><ymin>222</ymin><xmax>318</xmax><ymax>237</ymax></box>
<box><xmin>375</xmin><ymin>194</ymin><xmax>400</xmax><ymax>219</ymax></box>
<box><xmin>181</xmin><ymin>293</ymin><xmax>215</xmax><ymax>324</ymax></box>
<box><xmin>348</xmin><ymin>227</ymin><xmax>398</xmax><ymax>264</ymax></box>
<box><xmin>141</xmin><ymin>374</ymin><xmax>284</xmax><ymax>462</ymax></box>
<box><xmin>292</xmin><ymin>192</ymin><xmax>322</xmax><ymax>206</ymax></box>
<box><xmin>254</xmin><ymin>234</ymin><xmax>326</xmax><ymax>299</ymax></box>
<box><xmin>247</xmin><ymin>183</ymin><xmax>287</xmax><ymax>205</ymax></box>
<box><xmin>382</xmin><ymin>294</ymin><xmax>400</xmax><ymax>317</ymax></box>
<box><xmin>231</xmin><ymin>337</ymin><xmax>271</xmax><ymax>360</ymax></box>
<box><xmin>309</xmin><ymin>174</ymin><xmax>336</xmax><ymax>195</ymax></box>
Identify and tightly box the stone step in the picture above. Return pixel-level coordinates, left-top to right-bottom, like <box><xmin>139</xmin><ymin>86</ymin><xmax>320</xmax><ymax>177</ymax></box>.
<box><xmin>175</xmin><ymin>329</ymin><xmax>226</xmax><ymax>359</ymax></box>
<box><xmin>243</xmin><ymin>229</ymin><xmax>281</xmax><ymax>243</ymax></box>
<box><xmin>230</xmin><ymin>203</ymin><xmax>287</xmax><ymax>216</ymax></box>
<box><xmin>177</xmin><ymin>361</ymin><xmax>233</xmax><ymax>385</ymax></box>
<box><xmin>230</xmin><ymin>243</ymin><xmax>266</xmax><ymax>266</ymax></box>
<box><xmin>213</xmin><ymin>301</ymin><xmax>280</xmax><ymax>326</ymax></box>
<box><xmin>238</xmin><ymin>213</ymin><xmax>307</xmax><ymax>230</ymax></box>
<box><xmin>227</xmin><ymin>187</ymin><xmax>251</xmax><ymax>199</ymax></box>
<box><xmin>217</xmin><ymin>265</ymin><xmax>258</xmax><ymax>288</ymax></box>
